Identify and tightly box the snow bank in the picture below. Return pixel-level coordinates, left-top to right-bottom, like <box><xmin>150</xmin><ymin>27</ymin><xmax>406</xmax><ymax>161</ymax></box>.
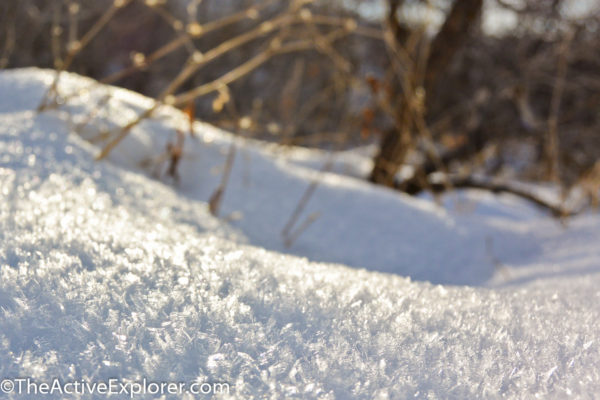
<box><xmin>0</xmin><ymin>69</ymin><xmax>502</xmax><ymax>285</ymax></box>
<box><xmin>1</xmin><ymin>68</ymin><xmax>599</xmax><ymax>398</ymax></box>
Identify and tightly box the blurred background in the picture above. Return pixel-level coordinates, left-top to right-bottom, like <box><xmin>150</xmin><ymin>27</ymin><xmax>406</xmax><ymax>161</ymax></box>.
<box><xmin>1</xmin><ymin>0</ymin><xmax>599</xmax><ymax>209</ymax></box>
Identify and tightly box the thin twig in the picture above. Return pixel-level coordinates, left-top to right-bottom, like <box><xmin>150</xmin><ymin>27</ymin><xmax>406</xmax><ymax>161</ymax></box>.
<box><xmin>209</xmin><ymin>142</ymin><xmax>236</xmax><ymax>217</ymax></box>
<box><xmin>284</xmin><ymin>212</ymin><xmax>320</xmax><ymax>247</ymax></box>
<box><xmin>38</xmin><ymin>0</ymin><xmax>133</xmax><ymax>111</ymax></box>
<box><xmin>282</xmin><ymin>155</ymin><xmax>334</xmax><ymax>239</ymax></box>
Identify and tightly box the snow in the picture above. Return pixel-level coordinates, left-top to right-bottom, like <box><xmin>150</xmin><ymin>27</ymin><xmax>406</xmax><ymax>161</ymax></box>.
<box><xmin>0</xmin><ymin>68</ymin><xmax>599</xmax><ymax>398</ymax></box>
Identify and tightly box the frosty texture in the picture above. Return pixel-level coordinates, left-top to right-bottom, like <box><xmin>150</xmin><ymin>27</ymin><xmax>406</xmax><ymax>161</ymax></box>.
<box><xmin>0</xmin><ymin>69</ymin><xmax>599</xmax><ymax>399</ymax></box>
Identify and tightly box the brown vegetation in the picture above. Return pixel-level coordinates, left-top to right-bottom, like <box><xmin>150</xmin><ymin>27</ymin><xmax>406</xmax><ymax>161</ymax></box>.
<box><xmin>1</xmin><ymin>0</ymin><xmax>599</xmax><ymax>215</ymax></box>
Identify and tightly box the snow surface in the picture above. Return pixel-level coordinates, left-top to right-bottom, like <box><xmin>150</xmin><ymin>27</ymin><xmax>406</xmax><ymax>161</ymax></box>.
<box><xmin>1</xmin><ymin>68</ymin><xmax>599</xmax><ymax>398</ymax></box>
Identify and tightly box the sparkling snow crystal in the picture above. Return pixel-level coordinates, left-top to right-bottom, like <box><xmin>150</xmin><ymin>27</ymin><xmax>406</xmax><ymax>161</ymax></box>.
<box><xmin>0</xmin><ymin>69</ymin><xmax>599</xmax><ymax>399</ymax></box>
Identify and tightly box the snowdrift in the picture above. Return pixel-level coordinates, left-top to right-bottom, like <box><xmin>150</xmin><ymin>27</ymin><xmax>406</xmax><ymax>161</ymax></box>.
<box><xmin>0</xmin><ymin>68</ymin><xmax>599</xmax><ymax>398</ymax></box>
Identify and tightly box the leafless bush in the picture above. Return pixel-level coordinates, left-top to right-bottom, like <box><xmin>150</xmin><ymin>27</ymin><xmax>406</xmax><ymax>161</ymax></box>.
<box><xmin>2</xmin><ymin>0</ymin><xmax>600</xmax><ymax>217</ymax></box>
<box><xmin>365</xmin><ymin>0</ymin><xmax>600</xmax><ymax>214</ymax></box>
<box><xmin>1</xmin><ymin>0</ymin><xmax>379</xmax><ymax>149</ymax></box>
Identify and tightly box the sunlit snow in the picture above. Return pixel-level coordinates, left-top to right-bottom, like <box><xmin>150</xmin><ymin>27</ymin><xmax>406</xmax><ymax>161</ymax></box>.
<box><xmin>0</xmin><ymin>68</ymin><xmax>599</xmax><ymax>399</ymax></box>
